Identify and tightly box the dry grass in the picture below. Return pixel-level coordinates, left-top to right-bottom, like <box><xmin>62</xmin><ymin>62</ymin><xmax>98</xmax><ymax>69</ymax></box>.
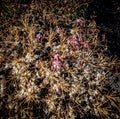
<box><xmin>0</xmin><ymin>0</ymin><xmax>120</xmax><ymax>119</ymax></box>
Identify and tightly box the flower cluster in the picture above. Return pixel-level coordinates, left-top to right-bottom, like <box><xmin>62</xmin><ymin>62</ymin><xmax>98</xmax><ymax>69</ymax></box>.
<box><xmin>53</xmin><ymin>54</ymin><xmax>61</xmax><ymax>70</ymax></box>
<box><xmin>67</xmin><ymin>33</ymin><xmax>90</xmax><ymax>50</ymax></box>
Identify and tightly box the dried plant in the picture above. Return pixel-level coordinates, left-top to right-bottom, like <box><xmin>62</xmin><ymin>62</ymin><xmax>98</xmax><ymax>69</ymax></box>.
<box><xmin>1</xmin><ymin>0</ymin><xmax>120</xmax><ymax>119</ymax></box>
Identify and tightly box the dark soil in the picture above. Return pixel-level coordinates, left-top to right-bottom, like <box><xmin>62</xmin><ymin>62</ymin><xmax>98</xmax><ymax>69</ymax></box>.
<box><xmin>87</xmin><ymin>0</ymin><xmax>120</xmax><ymax>57</ymax></box>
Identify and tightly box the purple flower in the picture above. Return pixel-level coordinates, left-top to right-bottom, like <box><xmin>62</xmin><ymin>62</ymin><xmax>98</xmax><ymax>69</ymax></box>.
<box><xmin>35</xmin><ymin>32</ymin><xmax>43</xmax><ymax>40</ymax></box>
<box><xmin>53</xmin><ymin>60</ymin><xmax>61</xmax><ymax>70</ymax></box>
<box><xmin>67</xmin><ymin>40</ymin><xmax>71</xmax><ymax>45</ymax></box>
<box><xmin>54</xmin><ymin>53</ymin><xmax>59</xmax><ymax>60</ymax></box>
<box><xmin>76</xmin><ymin>19</ymin><xmax>81</xmax><ymax>23</ymax></box>
<box><xmin>22</xmin><ymin>4</ymin><xmax>28</xmax><ymax>7</ymax></box>
<box><xmin>56</xmin><ymin>27</ymin><xmax>62</xmax><ymax>33</ymax></box>
<box><xmin>72</xmin><ymin>34</ymin><xmax>77</xmax><ymax>39</ymax></box>
<box><xmin>53</xmin><ymin>54</ymin><xmax>61</xmax><ymax>70</ymax></box>
<box><xmin>76</xmin><ymin>18</ymin><xmax>85</xmax><ymax>24</ymax></box>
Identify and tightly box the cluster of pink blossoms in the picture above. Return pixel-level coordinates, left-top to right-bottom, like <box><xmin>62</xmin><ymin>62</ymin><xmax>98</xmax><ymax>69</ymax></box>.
<box><xmin>67</xmin><ymin>34</ymin><xmax>90</xmax><ymax>50</ymax></box>
<box><xmin>53</xmin><ymin>54</ymin><xmax>61</xmax><ymax>70</ymax></box>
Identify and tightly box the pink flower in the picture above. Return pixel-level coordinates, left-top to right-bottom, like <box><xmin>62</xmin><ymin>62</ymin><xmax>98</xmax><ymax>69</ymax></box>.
<box><xmin>67</xmin><ymin>34</ymin><xmax>87</xmax><ymax>50</ymax></box>
<box><xmin>53</xmin><ymin>54</ymin><xmax>61</xmax><ymax>70</ymax></box>
<box><xmin>79</xmin><ymin>41</ymin><xmax>85</xmax><ymax>45</ymax></box>
<box><xmin>90</xmin><ymin>29</ymin><xmax>99</xmax><ymax>34</ymax></box>
<box><xmin>53</xmin><ymin>60</ymin><xmax>61</xmax><ymax>70</ymax></box>
<box><xmin>35</xmin><ymin>32</ymin><xmax>43</xmax><ymax>40</ymax></box>
<box><xmin>67</xmin><ymin>40</ymin><xmax>71</xmax><ymax>45</ymax></box>
<box><xmin>72</xmin><ymin>39</ymin><xmax>79</xmax><ymax>45</ymax></box>
<box><xmin>72</xmin><ymin>34</ymin><xmax>77</xmax><ymax>39</ymax></box>
<box><xmin>76</xmin><ymin>19</ymin><xmax>81</xmax><ymax>23</ymax></box>
<box><xmin>67</xmin><ymin>35</ymin><xmax>80</xmax><ymax>49</ymax></box>
<box><xmin>56</xmin><ymin>27</ymin><xmax>62</xmax><ymax>33</ymax></box>
<box><xmin>67</xmin><ymin>39</ymin><xmax>79</xmax><ymax>46</ymax></box>
<box><xmin>22</xmin><ymin>4</ymin><xmax>28</xmax><ymax>7</ymax></box>
<box><xmin>76</xmin><ymin>18</ymin><xmax>85</xmax><ymax>24</ymax></box>
<box><xmin>78</xmin><ymin>34</ymin><xmax>83</xmax><ymax>41</ymax></box>
<box><xmin>54</xmin><ymin>53</ymin><xmax>59</xmax><ymax>60</ymax></box>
